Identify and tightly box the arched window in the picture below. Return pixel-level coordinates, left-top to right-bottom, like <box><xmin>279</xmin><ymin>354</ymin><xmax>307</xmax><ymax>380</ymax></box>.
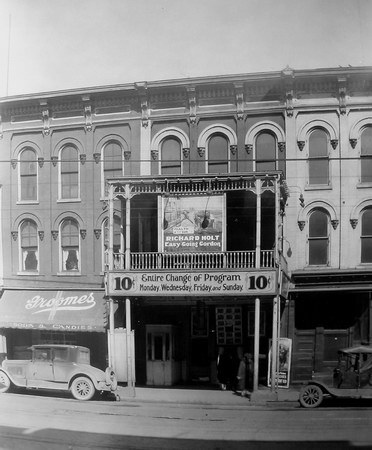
<box><xmin>308</xmin><ymin>129</ymin><xmax>329</xmax><ymax>185</ymax></box>
<box><xmin>20</xmin><ymin>219</ymin><xmax>38</xmax><ymax>272</ymax></box>
<box><xmin>208</xmin><ymin>134</ymin><xmax>228</xmax><ymax>173</ymax></box>
<box><xmin>160</xmin><ymin>137</ymin><xmax>182</xmax><ymax>175</ymax></box>
<box><xmin>308</xmin><ymin>209</ymin><xmax>329</xmax><ymax>265</ymax></box>
<box><xmin>255</xmin><ymin>132</ymin><xmax>276</xmax><ymax>171</ymax></box>
<box><xmin>60</xmin><ymin>219</ymin><xmax>80</xmax><ymax>272</ymax></box>
<box><xmin>103</xmin><ymin>215</ymin><xmax>122</xmax><ymax>269</ymax></box>
<box><xmin>361</xmin><ymin>208</ymin><xmax>372</xmax><ymax>263</ymax></box>
<box><xmin>103</xmin><ymin>142</ymin><xmax>123</xmax><ymax>195</ymax></box>
<box><xmin>361</xmin><ymin>127</ymin><xmax>372</xmax><ymax>183</ymax></box>
<box><xmin>20</xmin><ymin>148</ymin><xmax>37</xmax><ymax>201</ymax></box>
<box><xmin>60</xmin><ymin>145</ymin><xmax>79</xmax><ymax>199</ymax></box>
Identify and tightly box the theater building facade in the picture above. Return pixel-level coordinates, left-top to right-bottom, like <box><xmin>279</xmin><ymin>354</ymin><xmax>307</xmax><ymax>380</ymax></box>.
<box><xmin>1</xmin><ymin>66</ymin><xmax>372</xmax><ymax>388</ymax></box>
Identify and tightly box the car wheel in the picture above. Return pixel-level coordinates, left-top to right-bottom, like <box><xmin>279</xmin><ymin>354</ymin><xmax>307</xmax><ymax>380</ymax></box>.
<box><xmin>0</xmin><ymin>371</ymin><xmax>11</xmax><ymax>393</ymax></box>
<box><xmin>71</xmin><ymin>376</ymin><xmax>95</xmax><ymax>401</ymax></box>
<box><xmin>299</xmin><ymin>384</ymin><xmax>324</xmax><ymax>408</ymax></box>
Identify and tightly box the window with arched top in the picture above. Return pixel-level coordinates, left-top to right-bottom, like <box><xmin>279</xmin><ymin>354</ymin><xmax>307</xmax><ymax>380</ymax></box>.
<box><xmin>255</xmin><ymin>132</ymin><xmax>276</xmax><ymax>171</ymax></box>
<box><xmin>60</xmin><ymin>145</ymin><xmax>79</xmax><ymax>199</ymax></box>
<box><xmin>361</xmin><ymin>127</ymin><xmax>372</xmax><ymax>183</ymax></box>
<box><xmin>60</xmin><ymin>219</ymin><xmax>80</xmax><ymax>272</ymax></box>
<box><xmin>19</xmin><ymin>148</ymin><xmax>37</xmax><ymax>201</ymax></box>
<box><xmin>103</xmin><ymin>142</ymin><xmax>123</xmax><ymax>195</ymax></box>
<box><xmin>361</xmin><ymin>208</ymin><xmax>372</xmax><ymax>263</ymax></box>
<box><xmin>308</xmin><ymin>209</ymin><xmax>329</xmax><ymax>265</ymax></box>
<box><xmin>20</xmin><ymin>219</ymin><xmax>38</xmax><ymax>272</ymax></box>
<box><xmin>308</xmin><ymin>129</ymin><xmax>329</xmax><ymax>185</ymax></box>
<box><xmin>160</xmin><ymin>137</ymin><xmax>182</xmax><ymax>175</ymax></box>
<box><xmin>207</xmin><ymin>134</ymin><xmax>228</xmax><ymax>174</ymax></box>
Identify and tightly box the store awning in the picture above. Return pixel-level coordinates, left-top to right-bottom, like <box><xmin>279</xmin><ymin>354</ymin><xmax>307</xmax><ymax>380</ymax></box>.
<box><xmin>0</xmin><ymin>290</ymin><xmax>108</xmax><ymax>332</ymax></box>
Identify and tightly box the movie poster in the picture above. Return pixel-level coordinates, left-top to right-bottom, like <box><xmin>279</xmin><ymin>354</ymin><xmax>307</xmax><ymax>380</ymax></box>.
<box><xmin>267</xmin><ymin>337</ymin><xmax>292</xmax><ymax>388</ymax></box>
<box><xmin>162</xmin><ymin>195</ymin><xmax>224</xmax><ymax>253</ymax></box>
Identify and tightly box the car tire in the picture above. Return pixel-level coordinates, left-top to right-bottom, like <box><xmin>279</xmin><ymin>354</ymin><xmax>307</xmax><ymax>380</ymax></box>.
<box><xmin>71</xmin><ymin>376</ymin><xmax>95</xmax><ymax>401</ymax></box>
<box><xmin>0</xmin><ymin>371</ymin><xmax>11</xmax><ymax>393</ymax></box>
<box><xmin>299</xmin><ymin>384</ymin><xmax>324</xmax><ymax>408</ymax></box>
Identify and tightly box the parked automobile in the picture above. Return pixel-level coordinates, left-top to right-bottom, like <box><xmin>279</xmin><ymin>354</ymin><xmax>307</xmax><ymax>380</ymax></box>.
<box><xmin>0</xmin><ymin>344</ymin><xmax>118</xmax><ymax>401</ymax></box>
<box><xmin>299</xmin><ymin>345</ymin><xmax>372</xmax><ymax>408</ymax></box>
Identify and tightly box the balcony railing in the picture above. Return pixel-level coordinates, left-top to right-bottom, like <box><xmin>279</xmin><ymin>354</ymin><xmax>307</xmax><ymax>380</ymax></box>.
<box><xmin>110</xmin><ymin>250</ymin><xmax>275</xmax><ymax>271</ymax></box>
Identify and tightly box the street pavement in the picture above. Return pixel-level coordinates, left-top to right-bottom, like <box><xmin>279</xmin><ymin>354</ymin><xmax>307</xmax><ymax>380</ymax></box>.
<box><xmin>116</xmin><ymin>384</ymin><xmax>301</xmax><ymax>407</ymax></box>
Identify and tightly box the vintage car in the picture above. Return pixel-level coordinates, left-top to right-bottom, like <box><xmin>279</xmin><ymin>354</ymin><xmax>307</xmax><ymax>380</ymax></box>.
<box><xmin>299</xmin><ymin>345</ymin><xmax>372</xmax><ymax>408</ymax></box>
<box><xmin>0</xmin><ymin>344</ymin><xmax>118</xmax><ymax>401</ymax></box>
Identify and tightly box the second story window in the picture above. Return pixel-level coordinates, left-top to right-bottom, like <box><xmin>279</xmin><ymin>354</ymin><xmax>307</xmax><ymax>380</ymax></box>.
<box><xmin>255</xmin><ymin>132</ymin><xmax>276</xmax><ymax>171</ymax></box>
<box><xmin>60</xmin><ymin>219</ymin><xmax>80</xmax><ymax>272</ymax></box>
<box><xmin>103</xmin><ymin>142</ymin><xmax>123</xmax><ymax>196</ymax></box>
<box><xmin>60</xmin><ymin>145</ymin><xmax>79</xmax><ymax>199</ymax></box>
<box><xmin>207</xmin><ymin>134</ymin><xmax>228</xmax><ymax>174</ymax></box>
<box><xmin>20</xmin><ymin>148</ymin><xmax>37</xmax><ymax>201</ymax></box>
<box><xmin>361</xmin><ymin>127</ymin><xmax>372</xmax><ymax>183</ymax></box>
<box><xmin>361</xmin><ymin>208</ymin><xmax>372</xmax><ymax>263</ymax></box>
<box><xmin>308</xmin><ymin>129</ymin><xmax>329</xmax><ymax>186</ymax></box>
<box><xmin>161</xmin><ymin>137</ymin><xmax>181</xmax><ymax>175</ymax></box>
<box><xmin>20</xmin><ymin>219</ymin><xmax>38</xmax><ymax>272</ymax></box>
<box><xmin>308</xmin><ymin>209</ymin><xmax>329</xmax><ymax>265</ymax></box>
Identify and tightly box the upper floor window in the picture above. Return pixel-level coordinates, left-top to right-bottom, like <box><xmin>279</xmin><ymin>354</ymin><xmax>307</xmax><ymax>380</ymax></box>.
<box><xmin>207</xmin><ymin>134</ymin><xmax>228</xmax><ymax>174</ymax></box>
<box><xmin>308</xmin><ymin>209</ymin><xmax>329</xmax><ymax>265</ymax></box>
<box><xmin>19</xmin><ymin>148</ymin><xmax>37</xmax><ymax>201</ymax></box>
<box><xmin>60</xmin><ymin>145</ymin><xmax>79</xmax><ymax>199</ymax></box>
<box><xmin>60</xmin><ymin>219</ymin><xmax>80</xmax><ymax>272</ymax></box>
<box><xmin>255</xmin><ymin>132</ymin><xmax>276</xmax><ymax>171</ymax></box>
<box><xmin>20</xmin><ymin>219</ymin><xmax>38</xmax><ymax>272</ymax></box>
<box><xmin>361</xmin><ymin>208</ymin><xmax>372</xmax><ymax>263</ymax></box>
<box><xmin>308</xmin><ymin>129</ymin><xmax>329</xmax><ymax>185</ymax></box>
<box><xmin>160</xmin><ymin>137</ymin><xmax>182</xmax><ymax>175</ymax></box>
<box><xmin>103</xmin><ymin>142</ymin><xmax>123</xmax><ymax>196</ymax></box>
<box><xmin>361</xmin><ymin>127</ymin><xmax>372</xmax><ymax>183</ymax></box>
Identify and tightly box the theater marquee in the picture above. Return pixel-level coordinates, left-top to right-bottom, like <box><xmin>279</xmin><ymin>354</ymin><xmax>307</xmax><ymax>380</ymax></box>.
<box><xmin>107</xmin><ymin>270</ymin><xmax>277</xmax><ymax>297</ymax></box>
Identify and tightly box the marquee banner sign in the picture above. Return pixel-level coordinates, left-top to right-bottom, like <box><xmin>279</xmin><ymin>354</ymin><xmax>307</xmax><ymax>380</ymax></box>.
<box><xmin>162</xmin><ymin>195</ymin><xmax>225</xmax><ymax>253</ymax></box>
<box><xmin>107</xmin><ymin>270</ymin><xmax>277</xmax><ymax>297</ymax></box>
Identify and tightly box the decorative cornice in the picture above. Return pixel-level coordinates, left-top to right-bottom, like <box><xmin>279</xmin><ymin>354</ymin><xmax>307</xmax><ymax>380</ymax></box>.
<box><xmin>51</xmin><ymin>230</ymin><xmax>59</xmax><ymax>240</ymax></box>
<box><xmin>298</xmin><ymin>220</ymin><xmax>305</xmax><ymax>231</ymax></box>
<box><xmin>187</xmin><ymin>86</ymin><xmax>197</xmax><ymax>124</ymax></box>
<box><xmin>350</xmin><ymin>218</ymin><xmax>358</xmax><ymax>229</ymax></box>
<box><xmin>80</xmin><ymin>154</ymin><xmax>86</xmax><ymax>165</ymax></box>
<box><xmin>94</xmin><ymin>229</ymin><xmax>101</xmax><ymax>239</ymax></box>
<box><xmin>297</xmin><ymin>141</ymin><xmax>305</xmax><ymax>151</ymax></box>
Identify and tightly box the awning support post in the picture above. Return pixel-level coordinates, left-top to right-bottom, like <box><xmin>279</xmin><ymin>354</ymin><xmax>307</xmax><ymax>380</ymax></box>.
<box><xmin>126</xmin><ymin>297</ymin><xmax>135</xmax><ymax>397</ymax></box>
<box><xmin>271</xmin><ymin>295</ymin><xmax>279</xmax><ymax>392</ymax></box>
<box><xmin>253</xmin><ymin>297</ymin><xmax>260</xmax><ymax>392</ymax></box>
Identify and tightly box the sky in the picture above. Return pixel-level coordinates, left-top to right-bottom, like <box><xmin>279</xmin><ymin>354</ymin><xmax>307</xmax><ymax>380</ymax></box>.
<box><xmin>0</xmin><ymin>0</ymin><xmax>372</xmax><ymax>97</ymax></box>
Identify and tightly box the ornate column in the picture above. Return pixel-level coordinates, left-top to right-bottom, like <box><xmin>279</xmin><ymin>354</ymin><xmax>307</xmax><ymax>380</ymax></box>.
<box><xmin>255</xmin><ymin>179</ymin><xmax>262</xmax><ymax>268</ymax></box>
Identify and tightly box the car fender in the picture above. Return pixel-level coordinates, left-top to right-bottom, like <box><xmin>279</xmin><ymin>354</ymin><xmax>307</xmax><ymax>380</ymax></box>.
<box><xmin>303</xmin><ymin>380</ymin><xmax>333</xmax><ymax>396</ymax></box>
<box><xmin>67</xmin><ymin>365</ymin><xmax>107</xmax><ymax>390</ymax></box>
<box><xmin>0</xmin><ymin>368</ymin><xmax>25</xmax><ymax>388</ymax></box>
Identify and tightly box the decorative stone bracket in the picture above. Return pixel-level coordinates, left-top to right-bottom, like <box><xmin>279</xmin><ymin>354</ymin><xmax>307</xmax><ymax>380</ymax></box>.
<box><xmin>187</xmin><ymin>86</ymin><xmax>197</xmax><ymax>124</ymax></box>
<box><xmin>297</xmin><ymin>141</ymin><xmax>305</xmax><ymax>151</ymax></box>
<box><xmin>350</xmin><ymin>138</ymin><xmax>358</xmax><ymax>149</ymax></box>
<box><xmin>135</xmin><ymin>82</ymin><xmax>149</xmax><ymax>128</ymax></box>
<box><xmin>197</xmin><ymin>147</ymin><xmax>205</xmax><ymax>157</ymax></box>
<box><xmin>38</xmin><ymin>157</ymin><xmax>44</xmax><ymax>168</ymax></box>
<box><xmin>151</xmin><ymin>149</ymin><xmax>158</xmax><ymax>161</ymax></box>
<box><xmin>182</xmin><ymin>147</ymin><xmax>190</xmax><ymax>159</ymax></box>
<box><xmin>338</xmin><ymin>76</ymin><xmax>347</xmax><ymax>115</ymax></box>
<box><xmin>245</xmin><ymin>144</ymin><xmax>252</xmax><ymax>155</ymax></box>
<box><xmin>234</xmin><ymin>83</ymin><xmax>244</xmax><ymax>120</ymax></box>
<box><xmin>330</xmin><ymin>139</ymin><xmax>338</xmax><ymax>150</ymax></box>
<box><xmin>80</xmin><ymin>229</ymin><xmax>87</xmax><ymax>240</ymax></box>
<box><xmin>51</xmin><ymin>156</ymin><xmax>58</xmax><ymax>167</ymax></box>
<box><xmin>94</xmin><ymin>229</ymin><xmax>101</xmax><ymax>239</ymax></box>
<box><xmin>82</xmin><ymin>96</ymin><xmax>92</xmax><ymax>131</ymax></box>
<box><xmin>80</xmin><ymin>154</ymin><xmax>86</xmax><ymax>165</ymax></box>
<box><xmin>350</xmin><ymin>218</ymin><xmax>358</xmax><ymax>229</ymax></box>
<box><xmin>93</xmin><ymin>153</ymin><xmax>101</xmax><ymax>164</ymax></box>
<box><xmin>40</xmin><ymin>102</ymin><xmax>50</xmax><ymax>136</ymax></box>
<box><xmin>51</xmin><ymin>230</ymin><xmax>59</xmax><ymax>240</ymax></box>
<box><xmin>124</xmin><ymin>150</ymin><xmax>131</xmax><ymax>161</ymax></box>
<box><xmin>230</xmin><ymin>145</ymin><xmax>237</xmax><ymax>156</ymax></box>
<box><xmin>11</xmin><ymin>159</ymin><xmax>17</xmax><ymax>169</ymax></box>
<box><xmin>11</xmin><ymin>231</ymin><xmax>18</xmax><ymax>241</ymax></box>
<box><xmin>331</xmin><ymin>219</ymin><xmax>339</xmax><ymax>230</ymax></box>
<box><xmin>298</xmin><ymin>220</ymin><xmax>305</xmax><ymax>231</ymax></box>
<box><xmin>38</xmin><ymin>231</ymin><xmax>44</xmax><ymax>241</ymax></box>
<box><xmin>278</xmin><ymin>142</ymin><xmax>286</xmax><ymax>152</ymax></box>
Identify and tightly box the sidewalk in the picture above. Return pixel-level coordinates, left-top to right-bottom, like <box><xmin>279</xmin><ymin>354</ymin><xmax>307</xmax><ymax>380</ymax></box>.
<box><xmin>116</xmin><ymin>384</ymin><xmax>301</xmax><ymax>407</ymax></box>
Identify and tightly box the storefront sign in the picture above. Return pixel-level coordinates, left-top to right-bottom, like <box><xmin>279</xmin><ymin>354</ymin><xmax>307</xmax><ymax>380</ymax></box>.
<box><xmin>162</xmin><ymin>195</ymin><xmax>225</xmax><ymax>253</ymax></box>
<box><xmin>107</xmin><ymin>270</ymin><xmax>277</xmax><ymax>297</ymax></box>
<box><xmin>267</xmin><ymin>337</ymin><xmax>292</xmax><ymax>388</ymax></box>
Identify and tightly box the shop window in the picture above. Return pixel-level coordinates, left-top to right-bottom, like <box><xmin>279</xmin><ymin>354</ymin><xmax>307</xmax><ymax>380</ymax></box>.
<box><xmin>308</xmin><ymin>129</ymin><xmax>329</xmax><ymax>185</ymax></box>
<box><xmin>19</xmin><ymin>148</ymin><xmax>37</xmax><ymax>201</ymax></box>
<box><xmin>60</xmin><ymin>218</ymin><xmax>80</xmax><ymax>272</ymax></box>
<box><xmin>60</xmin><ymin>145</ymin><xmax>79</xmax><ymax>199</ymax></box>
<box><xmin>207</xmin><ymin>134</ymin><xmax>228</xmax><ymax>174</ymax></box>
<box><xmin>40</xmin><ymin>331</ymin><xmax>77</xmax><ymax>345</ymax></box>
<box><xmin>215</xmin><ymin>307</ymin><xmax>242</xmax><ymax>345</ymax></box>
<box><xmin>20</xmin><ymin>219</ymin><xmax>38</xmax><ymax>272</ymax></box>
<box><xmin>361</xmin><ymin>127</ymin><xmax>372</xmax><ymax>183</ymax></box>
<box><xmin>308</xmin><ymin>209</ymin><xmax>329</xmax><ymax>265</ymax></box>
<box><xmin>361</xmin><ymin>208</ymin><xmax>372</xmax><ymax>263</ymax></box>
<box><xmin>103</xmin><ymin>142</ymin><xmax>123</xmax><ymax>196</ymax></box>
<box><xmin>161</xmin><ymin>137</ymin><xmax>181</xmax><ymax>175</ymax></box>
<box><xmin>255</xmin><ymin>132</ymin><xmax>276</xmax><ymax>171</ymax></box>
